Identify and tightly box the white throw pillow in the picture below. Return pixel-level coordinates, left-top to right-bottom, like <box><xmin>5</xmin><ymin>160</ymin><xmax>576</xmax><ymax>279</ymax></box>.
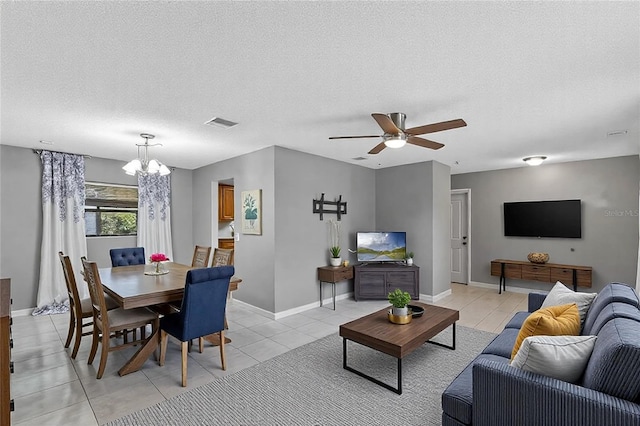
<box><xmin>511</xmin><ymin>335</ymin><xmax>597</xmax><ymax>383</ymax></box>
<box><xmin>541</xmin><ymin>281</ymin><xmax>597</xmax><ymax>328</ymax></box>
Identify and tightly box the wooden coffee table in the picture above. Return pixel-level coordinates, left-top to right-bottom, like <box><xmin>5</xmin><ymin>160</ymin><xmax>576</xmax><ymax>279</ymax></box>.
<box><xmin>339</xmin><ymin>302</ymin><xmax>459</xmax><ymax>394</ymax></box>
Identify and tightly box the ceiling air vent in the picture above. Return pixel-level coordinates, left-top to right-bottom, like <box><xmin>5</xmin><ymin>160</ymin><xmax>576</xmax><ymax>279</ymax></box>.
<box><xmin>204</xmin><ymin>117</ymin><xmax>238</xmax><ymax>129</ymax></box>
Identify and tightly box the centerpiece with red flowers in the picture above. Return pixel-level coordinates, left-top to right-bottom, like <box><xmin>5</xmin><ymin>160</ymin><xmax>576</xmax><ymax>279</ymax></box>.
<box><xmin>146</xmin><ymin>252</ymin><xmax>170</xmax><ymax>275</ymax></box>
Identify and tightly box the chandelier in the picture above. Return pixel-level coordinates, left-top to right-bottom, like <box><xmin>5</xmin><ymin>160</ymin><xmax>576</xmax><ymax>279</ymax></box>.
<box><xmin>122</xmin><ymin>133</ymin><xmax>171</xmax><ymax>176</ymax></box>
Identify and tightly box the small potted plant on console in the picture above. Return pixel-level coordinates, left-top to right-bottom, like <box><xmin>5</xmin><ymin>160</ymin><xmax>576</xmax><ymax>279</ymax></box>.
<box><xmin>405</xmin><ymin>251</ymin><xmax>414</xmax><ymax>266</ymax></box>
<box><xmin>329</xmin><ymin>246</ymin><xmax>342</xmax><ymax>266</ymax></box>
<box><xmin>388</xmin><ymin>288</ymin><xmax>412</xmax><ymax>324</ymax></box>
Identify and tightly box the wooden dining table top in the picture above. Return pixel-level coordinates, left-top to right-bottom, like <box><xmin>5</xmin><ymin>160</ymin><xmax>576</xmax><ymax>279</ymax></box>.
<box><xmin>99</xmin><ymin>262</ymin><xmax>242</xmax><ymax>310</ymax></box>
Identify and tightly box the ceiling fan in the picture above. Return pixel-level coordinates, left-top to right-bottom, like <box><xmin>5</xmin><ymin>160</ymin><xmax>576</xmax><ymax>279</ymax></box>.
<box><xmin>329</xmin><ymin>112</ymin><xmax>466</xmax><ymax>155</ymax></box>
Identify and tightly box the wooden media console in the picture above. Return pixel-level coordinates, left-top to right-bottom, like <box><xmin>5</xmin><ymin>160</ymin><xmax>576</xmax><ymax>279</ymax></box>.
<box><xmin>491</xmin><ymin>259</ymin><xmax>592</xmax><ymax>294</ymax></box>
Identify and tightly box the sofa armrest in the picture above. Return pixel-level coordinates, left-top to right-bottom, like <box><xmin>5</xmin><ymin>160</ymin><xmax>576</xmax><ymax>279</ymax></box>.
<box><xmin>528</xmin><ymin>291</ymin><xmax>548</xmax><ymax>312</ymax></box>
<box><xmin>472</xmin><ymin>359</ymin><xmax>640</xmax><ymax>426</ymax></box>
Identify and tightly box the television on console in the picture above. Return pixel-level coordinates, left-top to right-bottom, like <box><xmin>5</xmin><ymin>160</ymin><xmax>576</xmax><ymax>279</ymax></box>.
<box><xmin>356</xmin><ymin>232</ymin><xmax>407</xmax><ymax>262</ymax></box>
<box><xmin>503</xmin><ymin>199</ymin><xmax>581</xmax><ymax>238</ymax></box>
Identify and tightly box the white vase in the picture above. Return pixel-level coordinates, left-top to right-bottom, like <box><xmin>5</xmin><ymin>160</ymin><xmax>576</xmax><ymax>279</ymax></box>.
<box><xmin>406</xmin><ymin>258</ymin><xmax>414</xmax><ymax>266</ymax></box>
<box><xmin>392</xmin><ymin>306</ymin><xmax>409</xmax><ymax>316</ymax></box>
<box><xmin>329</xmin><ymin>257</ymin><xmax>341</xmax><ymax>266</ymax></box>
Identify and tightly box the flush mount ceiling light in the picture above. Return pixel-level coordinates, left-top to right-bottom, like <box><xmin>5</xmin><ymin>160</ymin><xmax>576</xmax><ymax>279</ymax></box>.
<box><xmin>523</xmin><ymin>156</ymin><xmax>547</xmax><ymax>166</ymax></box>
<box><xmin>122</xmin><ymin>133</ymin><xmax>171</xmax><ymax>176</ymax></box>
<box><xmin>383</xmin><ymin>133</ymin><xmax>407</xmax><ymax>149</ymax></box>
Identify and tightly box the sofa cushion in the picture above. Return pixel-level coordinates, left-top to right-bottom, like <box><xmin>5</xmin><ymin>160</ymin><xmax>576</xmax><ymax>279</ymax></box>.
<box><xmin>511</xmin><ymin>335</ymin><xmax>597</xmax><ymax>383</ymax></box>
<box><xmin>511</xmin><ymin>303</ymin><xmax>580</xmax><ymax>359</ymax></box>
<box><xmin>582</xmin><ymin>318</ymin><xmax>640</xmax><ymax>401</ymax></box>
<box><xmin>504</xmin><ymin>311</ymin><xmax>530</xmax><ymax>329</ymax></box>
<box><xmin>582</xmin><ymin>282</ymin><xmax>640</xmax><ymax>335</ymax></box>
<box><xmin>586</xmin><ymin>302</ymin><xmax>640</xmax><ymax>336</ymax></box>
<box><xmin>442</xmin><ymin>354</ymin><xmax>509</xmax><ymax>425</ymax></box>
<box><xmin>540</xmin><ymin>281</ymin><xmax>597</xmax><ymax>328</ymax></box>
<box><xmin>482</xmin><ymin>328</ymin><xmax>520</xmax><ymax>358</ymax></box>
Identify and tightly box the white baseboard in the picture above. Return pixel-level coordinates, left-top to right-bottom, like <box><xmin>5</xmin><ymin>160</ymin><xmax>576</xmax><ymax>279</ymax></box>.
<box><xmin>11</xmin><ymin>307</ymin><xmax>34</xmax><ymax>317</ymax></box>
<box><xmin>468</xmin><ymin>280</ymin><xmax>537</xmax><ymax>294</ymax></box>
<box><xmin>231</xmin><ymin>292</ymin><xmax>354</xmax><ymax>320</ymax></box>
<box><xmin>419</xmin><ymin>288</ymin><xmax>452</xmax><ymax>303</ymax></box>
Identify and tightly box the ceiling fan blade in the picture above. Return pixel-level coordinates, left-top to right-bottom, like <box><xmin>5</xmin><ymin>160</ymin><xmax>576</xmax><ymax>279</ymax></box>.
<box><xmin>371</xmin><ymin>113</ymin><xmax>401</xmax><ymax>134</ymax></box>
<box><xmin>329</xmin><ymin>135</ymin><xmax>381</xmax><ymax>139</ymax></box>
<box><xmin>407</xmin><ymin>135</ymin><xmax>445</xmax><ymax>150</ymax></box>
<box><xmin>368</xmin><ymin>142</ymin><xmax>387</xmax><ymax>155</ymax></box>
<box><xmin>405</xmin><ymin>119</ymin><xmax>467</xmax><ymax>135</ymax></box>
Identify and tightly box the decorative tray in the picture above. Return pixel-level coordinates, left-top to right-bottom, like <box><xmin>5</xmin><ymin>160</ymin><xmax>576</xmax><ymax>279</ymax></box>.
<box><xmin>407</xmin><ymin>305</ymin><xmax>425</xmax><ymax>318</ymax></box>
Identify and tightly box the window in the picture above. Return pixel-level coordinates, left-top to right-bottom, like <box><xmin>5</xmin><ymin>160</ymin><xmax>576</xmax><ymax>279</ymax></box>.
<box><xmin>85</xmin><ymin>182</ymin><xmax>138</xmax><ymax>237</ymax></box>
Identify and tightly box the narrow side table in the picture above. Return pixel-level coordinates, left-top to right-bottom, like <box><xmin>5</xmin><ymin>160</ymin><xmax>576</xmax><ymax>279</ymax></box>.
<box><xmin>317</xmin><ymin>266</ymin><xmax>353</xmax><ymax>310</ymax></box>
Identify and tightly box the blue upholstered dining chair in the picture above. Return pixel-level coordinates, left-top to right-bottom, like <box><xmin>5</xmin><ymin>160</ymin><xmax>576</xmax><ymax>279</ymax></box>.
<box><xmin>109</xmin><ymin>247</ymin><xmax>146</xmax><ymax>267</ymax></box>
<box><xmin>159</xmin><ymin>266</ymin><xmax>234</xmax><ymax>387</ymax></box>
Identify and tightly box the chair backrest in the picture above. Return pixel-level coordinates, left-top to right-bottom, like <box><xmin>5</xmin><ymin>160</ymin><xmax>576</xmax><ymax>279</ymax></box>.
<box><xmin>178</xmin><ymin>266</ymin><xmax>235</xmax><ymax>340</ymax></box>
<box><xmin>58</xmin><ymin>251</ymin><xmax>82</xmax><ymax>314</ymax></box>
<box><xmin>110</xmin><ymin>247</ymin><xmax>146</xmax><ymax>267</ymax></box>
<box><xmin>211</xmin><ymin>248</ymin><xmax>234</xmax><ymax>267</ymax></box>
<box><xmin>191</xmin><ymin>245</ymin><xmax>212</xmax><ymax>268</ymax></box>
<box><xmin>81</xmin><ymin>258</ymin><xmax>110</xmax><ymax>332</ymax></box>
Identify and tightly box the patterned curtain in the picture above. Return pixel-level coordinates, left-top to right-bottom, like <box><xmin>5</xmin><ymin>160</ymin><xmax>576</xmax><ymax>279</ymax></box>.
<box><xmin>35</xmin><ymin>151</ymin><xmax>88</xmax><ymax>314</ymax></box>
<box><xmin>137</xmin><ymin>173</ymin><xmax>173</xmax><ymax>261</ymax></box>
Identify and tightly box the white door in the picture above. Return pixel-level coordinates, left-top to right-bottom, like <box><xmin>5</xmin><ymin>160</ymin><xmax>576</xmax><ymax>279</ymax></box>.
<box><xmin>451</xmin><ymin>192</ymin><xmax>468</xmax><ymax>284</ymax></box>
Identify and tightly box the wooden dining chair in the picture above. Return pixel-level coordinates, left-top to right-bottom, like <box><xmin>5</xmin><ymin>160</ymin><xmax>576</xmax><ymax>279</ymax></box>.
<box><xmin>81</xmin><ymin>258</ymin><xmax>159</xmax><ymax>379</ymax></box>
<box><xmin>191</xmin><ymin>245</ymin><xmax>212</xmax><ymax>268</ymax></box>
<box><xmin>58</xmin><ymin>252</ymin><xmax>119</xmax><ymax>359</ymax></box>
<box><xmin>159</xmin><ymin>266</ymin><xmax>234</xmax><ymax>386</ymax></box>
<box><xmin>211</xmin><ymin>248</ymin><xmax>234</xmax><ymax>267</ymax></box>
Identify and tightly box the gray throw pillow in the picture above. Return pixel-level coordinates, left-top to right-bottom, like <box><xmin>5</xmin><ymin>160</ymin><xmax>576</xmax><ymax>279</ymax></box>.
<box><xmin>540</xmin><ymin>281</ymin><xmax>597</xmax><ymax>328</ymax></box>
<box><xmin>511</xmin><ymin>335</ymin><xmax>597</xmax><ymax>383</ymax></box>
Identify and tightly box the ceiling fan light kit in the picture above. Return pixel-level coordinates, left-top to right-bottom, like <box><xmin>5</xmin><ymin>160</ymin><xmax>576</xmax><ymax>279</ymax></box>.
<box><xmin>523</xmin><ymin>156</ymin><xmax>547</xmax><ymax>166</ymax></box>
<box><xmin>329</xmin><ymin>112</ymin><xmax>466</xmax><ymax>155</ymax></box>
<box><xmin>383</xmin><ymin>134</ymin><xmax>406</xmax><ymax>149</ymax></box>
<box><xmin>123</xmin><ymin>133</ymin><xmax>171</xmax><ymax>176</ymax></box>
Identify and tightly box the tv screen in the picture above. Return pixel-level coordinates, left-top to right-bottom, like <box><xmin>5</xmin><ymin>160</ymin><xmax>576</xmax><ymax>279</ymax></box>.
<box><xmin>356</xmin><ymin>232</ymin><xmax>407</xmax><ymax>262</ymax></box>
<box><xmin>504</xmin><ymin>199</ymin><xmax>582</xmax><ymax>238</ymax></box>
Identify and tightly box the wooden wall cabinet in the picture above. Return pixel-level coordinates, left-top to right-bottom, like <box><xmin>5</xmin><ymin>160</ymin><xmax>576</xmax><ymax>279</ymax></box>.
<box><xmin>218</xmin><ymin>238</ymin><xmax>234</xmax><ymax>250</ymax></box>
<box><xmin>218</xmin><ymin>184</ymin><xmax>234</xmax><ymax>221</ymax></box>
<box><xmin>1</xmin><ymin>278</ymin><xmax>13</xmax><ymax>424</ymax></box>
<box><xmin>354</xmin><ymin>264</ymin><xmax>419</xmax><ymax>301</ymax></box>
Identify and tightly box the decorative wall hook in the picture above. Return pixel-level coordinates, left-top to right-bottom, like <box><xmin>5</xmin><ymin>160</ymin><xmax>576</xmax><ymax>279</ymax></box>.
<box><xmin>313</xmin><ymin>193</ymin><xmax>347</xmax><ymax>221</ymax></box>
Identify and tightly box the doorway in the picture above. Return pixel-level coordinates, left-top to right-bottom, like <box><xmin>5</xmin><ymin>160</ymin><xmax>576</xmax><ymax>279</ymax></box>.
<box><xmin>451</xmin><ymin>189</ymin><xmax>470</xmax><ymax>284</ymax></box>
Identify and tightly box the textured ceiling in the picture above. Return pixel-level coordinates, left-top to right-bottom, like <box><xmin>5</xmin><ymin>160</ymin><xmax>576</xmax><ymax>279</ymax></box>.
<box><xmin>1</xmin><ymin>1</ymin><xmax>638</xmax><ymax>174</ymax></box>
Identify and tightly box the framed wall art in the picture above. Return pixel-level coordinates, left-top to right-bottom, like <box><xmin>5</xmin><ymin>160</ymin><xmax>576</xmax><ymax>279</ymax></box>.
<box><xmin>241</xmin><ymin>189</ymin><xmax>262</xmax><ymax>235</ymax></box>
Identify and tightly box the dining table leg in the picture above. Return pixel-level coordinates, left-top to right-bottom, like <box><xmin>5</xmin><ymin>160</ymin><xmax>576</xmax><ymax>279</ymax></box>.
<box><xmin>117</xmin><ymin>327</ymin><xmax>160</xmax><ymax>376</ymax></box>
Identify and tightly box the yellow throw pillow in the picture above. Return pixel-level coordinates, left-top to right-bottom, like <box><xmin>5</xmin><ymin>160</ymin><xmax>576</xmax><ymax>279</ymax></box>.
<box><xmin>511</xmin><ymin>303</ymin><xmax>580</xmax><ymax>360</ymax></box>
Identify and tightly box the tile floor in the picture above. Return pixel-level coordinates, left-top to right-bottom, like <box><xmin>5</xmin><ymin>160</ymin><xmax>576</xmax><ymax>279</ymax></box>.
<box><xmin>9</xmin><ymin>283</ymin><xmax>528</xmax><ymax>425</ymax></box>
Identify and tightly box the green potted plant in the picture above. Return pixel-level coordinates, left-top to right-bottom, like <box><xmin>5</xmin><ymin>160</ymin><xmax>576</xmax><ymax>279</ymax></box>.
<box><xmin>388</xmin><ymin>288</ymin><xmax>411</xmax><ymax>316</ymax></box>
<box><xmin>329</xmin><ymin>246</ymin><xmax>341</xmax><ymax>266</ymax></box>
<box><xmin>405</xmin><ymin>251</ymin><xmax>414</xmax><ymax>266</ymax></box>
<box><xmin>328</xmin><ymin>219</ymin><xmax>342</xmax><ymax>266</ymax></box>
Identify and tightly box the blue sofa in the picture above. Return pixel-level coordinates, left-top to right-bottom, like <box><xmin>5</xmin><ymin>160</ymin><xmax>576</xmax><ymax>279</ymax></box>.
<box><xmin>442</xmin><ymin>282</ymin><xmax>640</xmax><ymax>426</ymax></box>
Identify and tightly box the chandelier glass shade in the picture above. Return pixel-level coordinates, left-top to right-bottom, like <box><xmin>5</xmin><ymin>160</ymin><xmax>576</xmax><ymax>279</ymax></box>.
<box><xmin>123</xmin><ymin>133</ymin><xmax>171</xmax><ymax>176</ymax></box>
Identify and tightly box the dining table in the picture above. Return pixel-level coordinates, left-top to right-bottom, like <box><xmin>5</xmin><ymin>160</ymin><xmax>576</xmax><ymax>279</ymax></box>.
<box><xmin>98</xmin><ymin>261</ymin><xmax>242</xmax><ymax>376</ymax></box>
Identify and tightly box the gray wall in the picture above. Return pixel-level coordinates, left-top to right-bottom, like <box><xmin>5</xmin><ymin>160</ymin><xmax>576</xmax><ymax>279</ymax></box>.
<box><xmin>451</xmin><ymin>155</ymin><xmax>639</xmax><ymax>293</ymax></box>
<box><xmin>273</xmin><ymin>147</ymin><xmax>375</xmax><ymax>312</ymax></box>
<box><xmin>192</xmin><ymin>147</ymin><xmax>277</xmax><ymax>312</ymax></box>
<box><xmin>0</xmin><ymin>144</ymin><xmax>193</xmax><ymax>310</ymax></box>
<box><xmin>192</xmin><ymin>146</ymin><xmax>376</xmax><ymax>314</ymax></box>
<box><xmin>375</xmin><ymin>161</ymin><xmax>451</xmax><ymax>297</ymax></box>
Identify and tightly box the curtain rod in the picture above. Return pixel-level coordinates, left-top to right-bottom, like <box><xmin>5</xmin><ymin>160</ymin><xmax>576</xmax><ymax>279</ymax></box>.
<box><xmin>32</xmin><ymin>148</ymin><xmax>92</xmax><ymax>159</ymax></box>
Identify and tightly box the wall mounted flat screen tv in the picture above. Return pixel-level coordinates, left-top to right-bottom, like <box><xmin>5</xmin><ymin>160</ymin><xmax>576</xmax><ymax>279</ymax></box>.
<box><xmin>504</xmin><ymin>199</ymin><xmax>582</xmax><ymax>238</ymax></box>
<box><xmin>356</xmin><ymin>232</ymin><xmax>407</xmax><ymax>262</ymax></box>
